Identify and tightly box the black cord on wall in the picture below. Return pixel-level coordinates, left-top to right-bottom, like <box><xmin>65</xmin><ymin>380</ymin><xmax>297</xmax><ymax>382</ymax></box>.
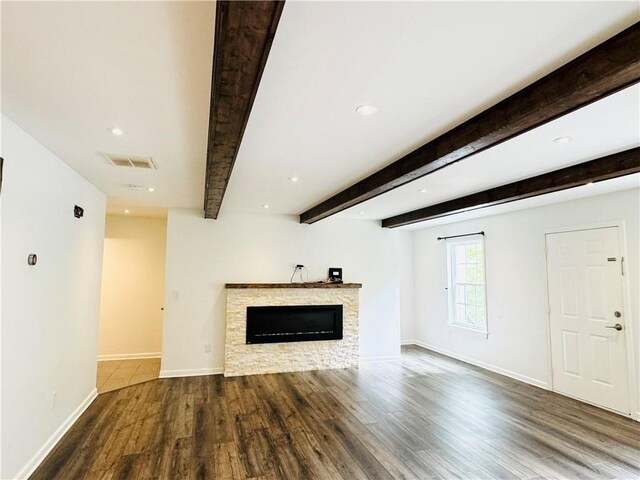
<box><xmin>290</xmin><ymin>265</ymin><xmax>309</xmax><ymax>283</ymax></box>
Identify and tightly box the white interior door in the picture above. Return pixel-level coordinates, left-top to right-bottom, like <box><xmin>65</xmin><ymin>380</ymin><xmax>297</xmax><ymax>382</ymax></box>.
<box><xmin>546</xmin><ymin>227</ymin><xmax>630</xmax><ymax>415</ymax></box>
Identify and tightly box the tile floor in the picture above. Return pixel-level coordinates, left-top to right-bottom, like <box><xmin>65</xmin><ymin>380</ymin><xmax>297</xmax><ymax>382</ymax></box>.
<box><xmin>96</xmin><ymin>358</ymin><xmax>161</xmax><ymax>393</ymax></box>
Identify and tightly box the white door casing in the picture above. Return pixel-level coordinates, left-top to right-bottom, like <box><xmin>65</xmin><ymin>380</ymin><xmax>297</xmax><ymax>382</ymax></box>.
<box><xmin>546</xmin><ymin>227</ymin><xmax>630</xmax><ymax>415</ymax></box>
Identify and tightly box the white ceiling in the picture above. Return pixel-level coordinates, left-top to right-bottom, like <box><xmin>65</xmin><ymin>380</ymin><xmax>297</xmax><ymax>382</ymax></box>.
<box><xmin>224</xmin><ymin>1</ymin><xmax>639</xmax><ymax>218</ymax></box>
<box><xmin>1</xmin><ymin>1</ymin><xmax>638</xmax><ymax>224</ymax></box>
<box><xmin>1</xmin><ymin>1</ymin><xmax>215</xmax><ymax>216</ymax></box>
<box><xmin>396</xmin><ymin>174</ymin><xmax>640</xmax><ymax>230</ymax></box>
<box><xmin>342</xmin><ymin>84</ymin><xmax>640</xmax><ymax>220</ymax></box>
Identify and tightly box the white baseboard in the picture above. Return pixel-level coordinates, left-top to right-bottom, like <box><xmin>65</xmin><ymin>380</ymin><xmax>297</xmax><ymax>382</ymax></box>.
<box><xmin>413</xmin><ymin>341</ymin><xmax>549</xmax><ymax>390</ymax></box>
<box><xmin>400</xmin><ymin>340</ymin><xmax>416</xmax><ymax>346</ymax></box>
<box><xmin>97</xmin><ymin>352</ymin><xmax>161</xmax><ymax>361</ymax></box>
<box><xmin>15</xmin><ymin>388</ymin><xmax>98</xmax><ymax>480</ymax></box>
<box><xmin>360</xmin><ymin>355</ymin><xmax>402</xmax><ymax>363</ymax></box>
<box><xmin>159</xmin><ymin>367</ymin><xmax>224</xmax><ymax>378</ymax></box>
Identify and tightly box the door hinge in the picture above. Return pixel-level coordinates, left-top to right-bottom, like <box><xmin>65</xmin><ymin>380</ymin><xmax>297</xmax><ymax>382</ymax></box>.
<box><xmin>621</xmin><ymin>256</ymin><xmax>625</xmax><ymax>276</ymax></box>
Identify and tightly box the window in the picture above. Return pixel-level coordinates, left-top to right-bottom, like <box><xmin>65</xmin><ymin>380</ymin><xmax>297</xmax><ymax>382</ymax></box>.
<box><xmin>446</xmin><ymin>236</ymin><xmax>487</xmax><ymax>332</ymax></box>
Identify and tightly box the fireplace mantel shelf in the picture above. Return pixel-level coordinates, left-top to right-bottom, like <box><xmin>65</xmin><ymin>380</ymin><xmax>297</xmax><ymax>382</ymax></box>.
<box><xmin>225</xmin><ymin>283</ymin><xmax>362</xmax><ymax>289</ymax></box>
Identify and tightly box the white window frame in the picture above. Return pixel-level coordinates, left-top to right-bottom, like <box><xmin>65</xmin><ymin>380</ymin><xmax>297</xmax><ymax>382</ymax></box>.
<box><xmin>446</xmin><ymin>235</ymin><xmax>488</xmax><ymax>333</ymax></box>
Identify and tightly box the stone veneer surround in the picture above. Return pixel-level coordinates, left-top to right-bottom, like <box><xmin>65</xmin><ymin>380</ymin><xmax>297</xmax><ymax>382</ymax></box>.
<box><xmin>224</xmin><ymin>285</ymin><xmax>360</xmax><ymax>376</ymax></box>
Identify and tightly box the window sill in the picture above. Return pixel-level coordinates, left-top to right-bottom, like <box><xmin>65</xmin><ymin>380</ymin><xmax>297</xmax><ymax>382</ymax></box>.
<box><xmin>448</xmin><ymin>323</ymin><xmax>488</xmax><ymax>335</ymax></box>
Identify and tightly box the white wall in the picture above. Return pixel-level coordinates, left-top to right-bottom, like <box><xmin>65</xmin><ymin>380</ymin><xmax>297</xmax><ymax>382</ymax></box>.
<box><xmin>399</xmin><ymin>232</ymin><xmax>414</xmax><ymax>343</ymax></box>
<box><xmin>0</xmin><ymin>116</ymin><xmax>106</xmax><ymax>479</ymax></box>
<box><xmin>411</xmin><ymin>189</ymin><xmax>639</xmax><ymax>414</ymax></box>
<box><xmin>161</xmin><ymin>209</ymin><xmax>411</xmax><ymax>376</ymax></box>
<box><xmin>98</xmin><ymin>215</ymin><xmax>166</xmax><ymax>360</ymax></box>
<box><xmin>0</xmin><ymin>165</ymin><xmax>3</xmax><ymax>476</ymax></box>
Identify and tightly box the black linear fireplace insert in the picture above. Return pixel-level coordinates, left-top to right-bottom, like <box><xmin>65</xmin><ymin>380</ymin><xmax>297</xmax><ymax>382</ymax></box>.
<box><xmin>246</xmin><ymin>304</ymin><xmax>343</xmax><ymax>344</ymax></box>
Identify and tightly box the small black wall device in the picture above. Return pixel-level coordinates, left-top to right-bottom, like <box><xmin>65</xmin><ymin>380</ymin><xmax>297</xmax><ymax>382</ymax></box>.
<box><xmin>328</xmin><ymin>267</ymin><xmax>343</xmax><ymax>283</ymax></box>
<box><xmin>74</xmin><ymin>205</ymin><xmax>84</xmax><ymax>218</ymax></box>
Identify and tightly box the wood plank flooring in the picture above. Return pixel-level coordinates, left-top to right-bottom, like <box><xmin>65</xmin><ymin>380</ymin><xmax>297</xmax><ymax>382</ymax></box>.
<box><xmin>31</xmin><ymin>346</ymin><xmax>640</xmax><ymax>479</ymax></box>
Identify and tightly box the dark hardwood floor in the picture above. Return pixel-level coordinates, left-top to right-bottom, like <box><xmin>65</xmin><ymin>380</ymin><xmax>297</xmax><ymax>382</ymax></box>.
<box><xmin>31</xmin><ymin>346</ymin><xmax>640</xmax><ymax>479</ymax></box>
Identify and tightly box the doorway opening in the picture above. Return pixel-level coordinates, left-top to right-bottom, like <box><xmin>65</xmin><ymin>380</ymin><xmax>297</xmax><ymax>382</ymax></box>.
<box><xmin>96</xmin><ymin>213</ymin><xmax>167</xmax><ymax>393</ymax></box>
<box><xmin>545</xmin><ymin>225</ymin><xmax>633</xmax><ymax>415</ymax></box>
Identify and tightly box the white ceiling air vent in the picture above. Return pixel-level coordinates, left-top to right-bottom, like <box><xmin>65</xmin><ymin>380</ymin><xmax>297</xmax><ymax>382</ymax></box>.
<box><xmin>103</xmin><ymin>153</ymin><xmax>157</xmax><ymax>169</ymax></box>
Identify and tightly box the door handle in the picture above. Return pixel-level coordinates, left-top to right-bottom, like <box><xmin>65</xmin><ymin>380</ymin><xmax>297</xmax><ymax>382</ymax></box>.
<box><xmin>605</xmin><ymin>323</ymin><xmax>623</xmax><ymax>331</ymax></box>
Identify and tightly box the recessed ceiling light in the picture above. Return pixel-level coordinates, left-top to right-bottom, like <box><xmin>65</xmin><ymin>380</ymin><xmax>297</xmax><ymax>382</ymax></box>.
<box><xmin>289</xmin><ymin>176</ymin><xmax>298</xmax><ymax>183</ymax></box>
<box><xmin>108</xmin><ymin>127</ymin><xmax>124</xmax><ymax>136</ymax></box>
<box><xmin>263</xmin><ymin>204</ymin><xmax>270</xmax><ymax>209</ymax></box>
<box><xmin>418</xmin><ymin>188</ymin><xmax>427</xmax><ymax>193</ymax></box>
<box><xmin>553</xmin><ymin>136</ymin><xmax>572</xmax><ymax>144</ymax></box>
<box><xmin>356</xmin><ymin>104</ymin><xmax>378</xmax><ymax>116</ymax></box>
<box><xmin>147</xmin><ymin>187</ymin><xmax>155</xmax><ymax>192</ymax></box>
<box><xmin>124</xmin><ymin>209</ymin><xmax>131</xmax><ymax>214</ymax></box>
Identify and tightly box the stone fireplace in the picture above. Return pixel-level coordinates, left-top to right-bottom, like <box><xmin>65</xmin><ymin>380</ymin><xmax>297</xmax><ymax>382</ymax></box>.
<box><xmin>224</xmin><ymin>283</ymin><xmax>361</xmax><ymax>376</ymax></box>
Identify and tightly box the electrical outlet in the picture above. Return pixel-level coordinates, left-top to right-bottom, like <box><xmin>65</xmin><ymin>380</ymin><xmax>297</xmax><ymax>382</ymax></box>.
<box><xmin>204</xmin><ymin>343</ymin><xmax>212</xmax><ymax>353</ymax></box>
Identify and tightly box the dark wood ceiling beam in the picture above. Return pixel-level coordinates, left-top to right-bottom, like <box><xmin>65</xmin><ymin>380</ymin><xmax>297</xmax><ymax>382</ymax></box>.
<box><xmin>204</xmin><ymin>1</ymin><xmax>285</xmax><ymax>219</ymax></box>
<box><xmin>381</xmin><ymin>147</ymin><xmax>640</xmax><ymax>228</ymax></box>
<box><xmin>300</xmin><ymin>22</ymin><xmax>640</xmax><ymax>224</ymax></box>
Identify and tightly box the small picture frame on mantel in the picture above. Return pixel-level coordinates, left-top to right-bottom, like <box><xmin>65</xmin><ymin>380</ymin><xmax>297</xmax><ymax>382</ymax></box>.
<box><xmin>328</xmin><ymin>267</ymin><xmax>343</xmax><ymax>283</ymax></box>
